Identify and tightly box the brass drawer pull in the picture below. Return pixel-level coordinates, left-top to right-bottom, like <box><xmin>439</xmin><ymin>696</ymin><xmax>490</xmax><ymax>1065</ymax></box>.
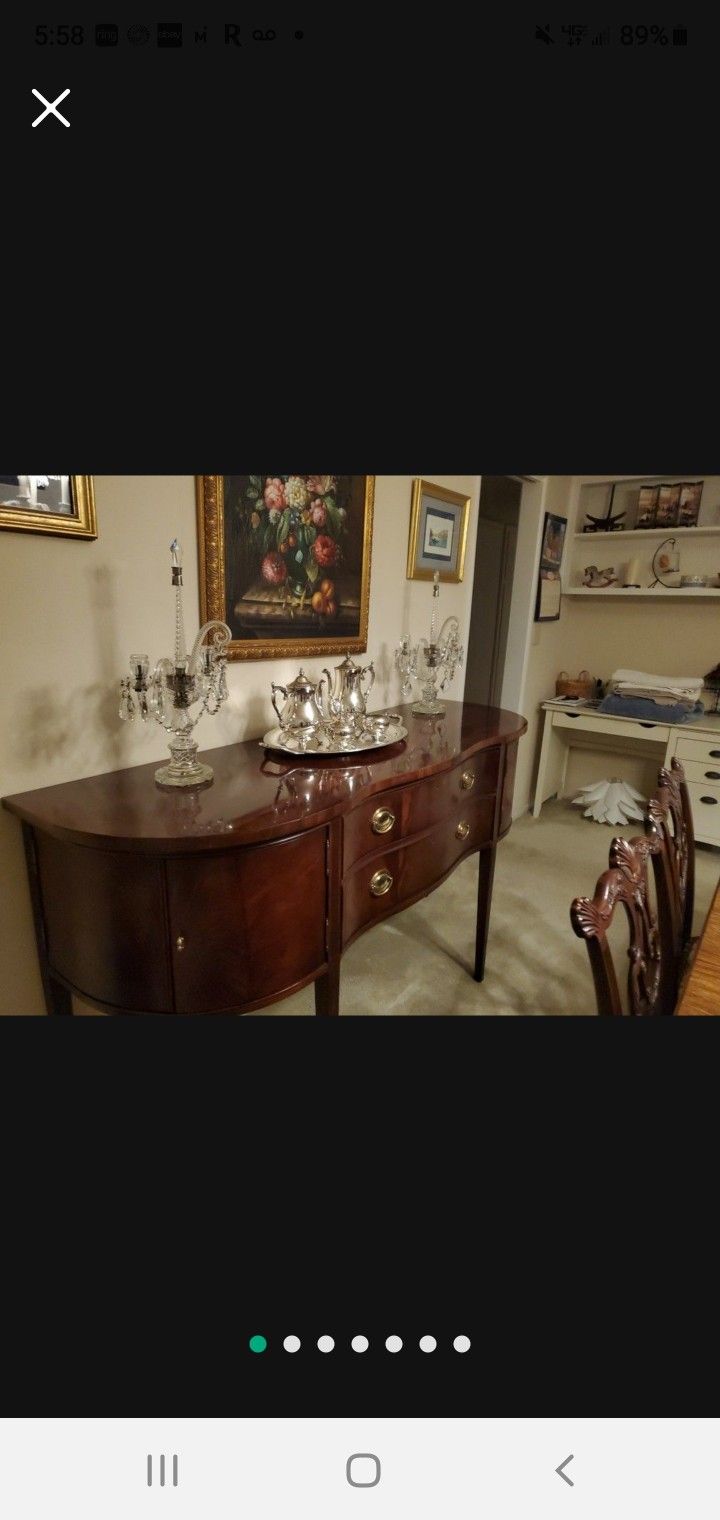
<box><xmin>176</xmin><ymin>935</ymin><xmax>186</xmax><ymax>952</ymax></box>
<box><xmin>371</xmin><ymin>806</ymin><xmax>396</xmax><ymax>835</ymax></box>
<box><xmin>370</xmin><ymin>869</ymin><xmax>393</xmax><ymax>897</ymax></box>
<box><xmin>456</xmin><ymin>820</ymin><xmax>470</xmax><ymax>840</ymax></box>
<box><xmin>460</xmin><ymin>770</ymin><xmax>475</xmax><ymax>791</ymax></box>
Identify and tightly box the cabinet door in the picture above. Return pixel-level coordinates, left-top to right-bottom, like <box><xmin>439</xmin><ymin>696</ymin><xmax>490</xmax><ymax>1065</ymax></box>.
<box><xmin>167</xmin><ymin>829</ymin><xmax>328</xmax><ymax>1013</ymax></box>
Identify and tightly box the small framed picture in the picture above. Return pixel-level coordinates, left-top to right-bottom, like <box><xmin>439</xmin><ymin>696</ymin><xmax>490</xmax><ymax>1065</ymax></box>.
<box><xmin>678</xmin><ymin>480</ymin><xmax>704</xmax><ymax>528</ymax></box>
<box><xmin>656</xmin><ymin>483</ymin><xmax>681</xmax><ymax>528</ymax></box>
<box><xmin>0</xmin><ymin>475</ymin><xmax>97</xmax><ymax>538</ymax></box>
<box><xmin>534</xmin><ymin>510</ymin><xmax>567</xmax><ymax>621</ymax></box>
<box><xmin>407</xmin><ymin>479</ymin><xmax>470</xmax><ymax>582</ymax></box>
<box><xmin>636</xmin><ymin>485</ymin><xmax>659</xmax><ymax>529</ymax></box>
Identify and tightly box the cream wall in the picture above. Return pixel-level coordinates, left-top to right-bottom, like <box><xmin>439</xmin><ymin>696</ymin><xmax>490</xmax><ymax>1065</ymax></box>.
<box><xmin>0</xmin><ymin>473</ymin><xmax>480</xmax><ymax>1015</ymax></box>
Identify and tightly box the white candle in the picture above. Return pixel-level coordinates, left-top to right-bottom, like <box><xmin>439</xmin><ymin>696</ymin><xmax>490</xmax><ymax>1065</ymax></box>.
<box><xmin>625</xmin><ymin>556</ymin><xmax>641</xmax><ymax>585</ymax></box>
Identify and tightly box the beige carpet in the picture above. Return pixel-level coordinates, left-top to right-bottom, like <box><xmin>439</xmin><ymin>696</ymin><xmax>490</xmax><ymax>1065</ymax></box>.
<box><xmin>255</xmin><ymin>801</ymin><xmax>720</xmax><ymax>1017</ymax></box>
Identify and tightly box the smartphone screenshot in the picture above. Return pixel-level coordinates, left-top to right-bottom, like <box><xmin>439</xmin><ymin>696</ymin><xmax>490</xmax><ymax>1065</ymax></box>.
<box><xmin>1</xmin><ymin>11</ymin><xmax>715</xmax><ymax>1517</ymax></box>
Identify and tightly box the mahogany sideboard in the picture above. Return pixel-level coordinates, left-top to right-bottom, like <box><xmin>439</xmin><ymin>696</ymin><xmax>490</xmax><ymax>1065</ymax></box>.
<box><xmin>3</xmin><ymin>701</ymin><xmax>527</xmax><ymax>1016</ymax></box>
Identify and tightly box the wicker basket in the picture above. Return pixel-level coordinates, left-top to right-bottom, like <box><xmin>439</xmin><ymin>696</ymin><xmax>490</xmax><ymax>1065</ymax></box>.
<box><xmin>555</xmin><ymin>669</ymin><xmax>594</xmax><ymax>700</ymax></box>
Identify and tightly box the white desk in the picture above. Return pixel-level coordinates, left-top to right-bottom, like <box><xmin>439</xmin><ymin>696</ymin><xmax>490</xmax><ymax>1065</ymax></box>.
<box><xmin>533</xmin><ymin>700</ymin><xmax>720</xmax><ymax>846</ymax></box>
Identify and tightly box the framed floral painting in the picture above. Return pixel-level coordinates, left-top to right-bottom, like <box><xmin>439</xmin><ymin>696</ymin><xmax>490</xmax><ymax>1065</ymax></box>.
<box><xmin>197</xmin><ymin>475</ymin><xmax>374</xmax><ymax>659</ymax></box>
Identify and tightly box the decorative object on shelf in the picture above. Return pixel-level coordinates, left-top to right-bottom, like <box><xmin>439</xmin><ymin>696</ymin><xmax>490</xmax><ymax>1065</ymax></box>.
<box><xmin>317</xmin><ymin>654</ymin><xmax>375</xmax><ymax>738</ymax></box>
<box><xmin>406</xmin><ymin>478</ymin><xmax>470</xmax><ymax>582</ymax></box>
<box><xmin>572</xmin><ymin>777</ymin><xmax>645</xmax><ymax>826</ymax></box>
<box><xmin>656</xmin><ymin>483</ymin><xmax>681</xmax><ymax>528</ymax></box>
<box><xmin>635</xmin><ymin>485</ymin><xmax>659</xmax><ymax>529</ymax></box>
<box><xmin>196</xmin><ymin>475</ymin><xmax>374</xmax><ymax>660</ymax></box>
<box><xmin>678</xmin><ymin>481</ymin><xmax>704</xmax><ymax>527</ymax></box>
<box><xmin>623</xmin><ymin>556</ymin><xmax>642</xmax><ymax>587</ymax></box>
<box><xmin>650</xmin><ymin>537</ymin><xmax>681</xmax><ymax>588</ymax></box>
<box><xmin>703</xmin><ymin>663</ymin><xmax>720</xmax><ymax>713</ymax></box>
<box><xmin>261</xmin><ymin>714</ymin><xmax>408</xmax><ymax>757</ymax></box>
<box><xmin>270</xmin><ymin>668</ymin><xmax>325</xmax><ymax>751</ymax></box>
<box><xmin>555</xmin><ymin>670</ymin><xmax>595</xmax><ymax>699</ymax></box>
<box><xmin>535</xmin><ymin>509</ymin><xmax>567</xmax><ymax>620</ymax></box>
<box><xmin>582</xmin><ymin>564</ymin><xmax>618</xmax><ymax>587</ymax></box>
<box><xmin>118</xmin><ymin>539</ymin><xmax>231</xmax><ymax>788</ymax></box>
<box><xmin>680</xmin><ymin>574</ymin><xmax>709</xmax><ymax>588</ymax></box>
<box><xmin>0</xmin><ymin>475</ymin><xmax>96</xmax><ymax>539</ymax></box>
<box><xmin>583</xmin><ymin>482</ymin><xmax>626</xmax><ymax>532</ymax></box>
<box><xmin>396</xmin><ymin>570</ymin><xmax>464</xmax><ymax>714</ymax></box>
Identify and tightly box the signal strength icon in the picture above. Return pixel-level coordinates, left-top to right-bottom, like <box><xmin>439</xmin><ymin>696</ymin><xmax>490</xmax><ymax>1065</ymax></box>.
<box><xmin>591</xmin><ymin>27</ymin><xmax>610</xmax><ymax>44</ymax></box>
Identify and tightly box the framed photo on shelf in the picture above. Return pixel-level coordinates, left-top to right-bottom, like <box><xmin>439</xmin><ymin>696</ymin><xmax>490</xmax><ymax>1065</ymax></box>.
<box><xmin>678</xmin><ymin>480</ymin><xmax>704</xmax><ymax>527</ymax></box>
<box><xmin>656</xmin><ymin>483</ymin><xmax>681</xmax><ymax>528</ymax></box>
<box><xmin>197</xmin><ymin>474</ymin><xmax>374</xmax><ymax>660</ymax></box>
<box><xmin>406</xmin><ymin>478</ymin><xmax>470</xmax><ymax>582</ymax></box>
<box><xmin>0</xmin><ymin>475</ymin><xmax>97</xmax><ymax>538</ymax></box>
<box><xmin>534</xmin><ymin>510</ymin><xmax>567</xmax><ymax>622</ymax></box>
<box><xmin>636</xmin><ymin>485</ymin><xmax>659</xmax><ymax>529</ymax></box>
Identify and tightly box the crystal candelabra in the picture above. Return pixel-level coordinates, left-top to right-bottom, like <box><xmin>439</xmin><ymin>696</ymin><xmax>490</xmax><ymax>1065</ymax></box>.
<box><xmin>118</xmin><ymin>539</ymin><xmax>232</xmax><ymax>787</ymax></box>
<box><xmin>395</xmin><ymin>571</ymin><xmax>464</xmax><ymax>715</ymax></box>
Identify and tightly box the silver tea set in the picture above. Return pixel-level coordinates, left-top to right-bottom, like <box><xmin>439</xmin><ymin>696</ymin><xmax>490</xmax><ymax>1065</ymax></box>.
<box><xmin>264</xmin><ymin>655</ymin><xmax>406</xmax><ymax>755</ymax></box>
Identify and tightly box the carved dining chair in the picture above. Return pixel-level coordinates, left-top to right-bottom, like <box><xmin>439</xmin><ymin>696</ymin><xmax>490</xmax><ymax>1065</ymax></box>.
<box><xmin>570</xmin><ymin>834</ymin><xmax>675</xmax><ymax>1016</ymax></box>
<box><xmin>645</xmin><ymin>758</ymin><xmax>695</xmax><ymax>954</ymax></box>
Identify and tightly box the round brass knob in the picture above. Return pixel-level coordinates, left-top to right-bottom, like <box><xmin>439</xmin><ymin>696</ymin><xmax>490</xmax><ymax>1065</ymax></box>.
<box><xmin>370</xmin><ymin>869</ymin><xmax>393</xmax><ymax>897</ymax></box>
<box><xmin>176</xmin><ymin>935</ymin><xmax>186</xmax><ymax>952</ymax></box>
<box><xmin>371</xmin><ymin>806</ymin><xmax>396</xmax><ymax>835</ymax></box>
<box><xmin>456</xmin><ymin>820</ymin><xmax>470</xmax><ymax>840</ymax></box>
<box><xmin>461</xmin><ymin>770</ymin><xmax>475</xmax><ymax>791</ymax></box>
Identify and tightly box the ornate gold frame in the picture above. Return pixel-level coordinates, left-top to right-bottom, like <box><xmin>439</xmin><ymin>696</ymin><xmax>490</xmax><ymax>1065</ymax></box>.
<box><xmin>0</xmin><ymin>476</ymin><xmax>97</xmax><ymax>538</ymax></box>
<box><xmin>407</xmin><ymin>478</ymin><xmax>470</xmax><ymax>582</ymax></box>
<box><xmin>197</xmin><ymin>475</ymin><xmax>375</xmax><ymax>661</ymax></box>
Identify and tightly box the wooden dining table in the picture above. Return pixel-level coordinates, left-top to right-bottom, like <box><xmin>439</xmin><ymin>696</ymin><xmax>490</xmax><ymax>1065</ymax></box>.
<box><xmin>677</xmin><ymin>877</ymin><xmax>720</xmax><ymax>1015</ymax></box>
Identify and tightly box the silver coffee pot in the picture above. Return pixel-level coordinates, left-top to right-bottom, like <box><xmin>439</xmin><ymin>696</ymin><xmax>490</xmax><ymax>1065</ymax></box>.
<box><xmin>271</xmin><ymin>668</ymin><xmax>324</xmax><ymax>745</ymax></box>
<box><xmin>317</xmin><ymin>654</ymin><xmax>375</xmax><ymax>737</ymax></box>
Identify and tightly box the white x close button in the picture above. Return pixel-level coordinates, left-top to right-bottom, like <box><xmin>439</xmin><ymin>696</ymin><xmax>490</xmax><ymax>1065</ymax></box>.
<box><xmin>32</xmin><ymin>89</ymin><xmax>71</xmax><ymax>127</ymax></box>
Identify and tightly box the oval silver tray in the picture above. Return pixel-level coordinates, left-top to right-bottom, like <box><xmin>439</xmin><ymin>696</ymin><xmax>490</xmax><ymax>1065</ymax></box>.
<box><xmin>260</xmin><ymin>718</ymin><xmax>408</xmax><ymax>757</ymax></box>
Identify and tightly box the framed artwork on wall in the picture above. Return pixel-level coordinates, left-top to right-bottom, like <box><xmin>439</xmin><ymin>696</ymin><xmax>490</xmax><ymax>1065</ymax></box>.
<box><xmin>407</xmin><ymin>479</ymin><xmax>470</xmax><ymax>582</ymax></box>
<box><xmin>0</xmin><ymin>475</ymin><xmax>97</xmax><ymax>538</ymax></box>
<box><xmin>197</xmin><ymin>475</ymin><xmax>375</xmax><ymax>660</ymax></box>
<box><xmin>534</xmin><ymin>510</ymin><xmax>567</xmax><ymax>621</ymax></box>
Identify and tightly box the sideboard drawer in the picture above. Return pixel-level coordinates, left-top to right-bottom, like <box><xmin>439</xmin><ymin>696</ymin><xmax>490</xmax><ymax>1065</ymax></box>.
<box><xmin>342</xmin><ymin>748</ymin><xmax>500</xmax><ymax>872</ymax></box>
<box><xmin>342</xmin><ymin>795</ymin><xmax>496</xmax><ymax>944</ymax></box>
<box><xmin>167</xmin><ymin>829</ymin><xmax>328</xmax><ymax>1012</ymax></box>
<box><xmin>675</xmin><ymin>734</ymin><xmax>720</xmax><ymax>766</ymax></box>
<box><xmin>676</xmin><ymin>757</ymin><xmax>720</xmax><ymax>786</ymax></box>
<box><xmin>686</xmin><ymin>781</ymin><xmax>720</xmax><ymax>844</ymax></box>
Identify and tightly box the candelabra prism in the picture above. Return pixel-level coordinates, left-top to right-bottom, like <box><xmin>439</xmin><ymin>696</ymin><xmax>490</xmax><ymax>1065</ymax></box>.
<box><xmin>395</xmin><ymin>571</ymin><xmax>464</xmax><ymax>715</ymax></box>
<box><xmin>118</xmin><ymin>538</ymin><xmax>232</xmax><ymax>787</ymax></box>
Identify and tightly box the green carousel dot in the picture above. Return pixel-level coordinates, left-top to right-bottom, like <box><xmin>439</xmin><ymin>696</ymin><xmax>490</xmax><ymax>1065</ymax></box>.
<box><xmin>249</xmin><ymin>1334</ymin><xmax>268</xmax><ymax>1353</ymax></box>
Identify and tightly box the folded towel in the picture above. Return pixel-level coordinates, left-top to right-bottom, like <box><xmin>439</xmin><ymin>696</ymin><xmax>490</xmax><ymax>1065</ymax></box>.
<box><xmin>599</xmin><ymin>694</ymin><xmax>705</xmax><ymax>724</ymax></box>
<box><xmin>611</xmin><ymin>669</ymin><xmax>705</xmax><ymax>691</ymax></box>
<box><xmin>614</xmin><ymin>688</ymin><xmax>697</xmax><ymax>707</ymax></box>
<box><xmin>610</xmin><ymin>668</ymin><xmax>704</xmax><ymax>704</ymax></box>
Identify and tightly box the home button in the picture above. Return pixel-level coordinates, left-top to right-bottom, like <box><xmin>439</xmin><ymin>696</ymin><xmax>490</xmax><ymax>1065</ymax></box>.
<box><xmin>346</xmin><ymin>1453</ymin><xmax>381</xmax><ymax>1488</ymax></box>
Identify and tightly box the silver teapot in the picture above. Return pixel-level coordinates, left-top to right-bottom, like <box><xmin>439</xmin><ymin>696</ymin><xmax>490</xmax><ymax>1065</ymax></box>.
<box><xmin>318</xmin><ymin>654</ymin><xmax>375</xmax><ymax>737</ymax></box>
<box><xmin>270</xmin><ymin>668</ymin><xmax>324</xmax><ymax>745</ymax></box>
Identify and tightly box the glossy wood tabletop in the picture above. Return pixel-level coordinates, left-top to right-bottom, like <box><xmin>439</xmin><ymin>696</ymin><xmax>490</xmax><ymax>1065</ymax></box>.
<box><xmin>677</xmin><ymin>876</ymin><xmax>720</xmax><ymax>1015</ymax></box>
<box><xmin>2</xmin><ymin>701</ymin><xmax>527</xmax><ymax>854</ymax></box>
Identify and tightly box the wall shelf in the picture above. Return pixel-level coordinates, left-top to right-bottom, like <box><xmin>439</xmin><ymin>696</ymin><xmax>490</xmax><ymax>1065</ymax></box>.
<box><xmin>563</xmin><ymin>585</ymin><xmax>720</xmax><ymax>600</ymax></box>
<box><xmin>573</xmin><ymin>525</ymin><xmax>720</xmax><ymax>542</ymax></box>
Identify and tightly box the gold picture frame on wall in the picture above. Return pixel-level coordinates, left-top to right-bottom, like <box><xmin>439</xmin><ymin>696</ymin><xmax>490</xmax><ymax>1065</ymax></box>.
<box><xmin>197</xmin><ymin>474</ymin><xmax>375</xmax><ymax>661</ymax></box>
<box><xmin>407</xmin><ymin>478</ymin><xmax>470</xmax><ymax>582</ymax></box>
<box><xmin>0</xmin><ymin>475</ymin><xmax>97</xmax><ymax>538</ymax></box>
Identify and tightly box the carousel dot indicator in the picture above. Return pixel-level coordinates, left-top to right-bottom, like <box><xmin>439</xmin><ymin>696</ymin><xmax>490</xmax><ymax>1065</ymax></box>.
<box><xmin>385</xmin><ymin>1335</ymin><xmax>403</xmax><ymax>1353</ymax></box>
<box><xmin>317</xmin><ymin>1335</ymin><xmax>335</xmax><ymax>1353</ymax></box>
<box><xmin>249</xmin><ymin>1334</ymin><xmax>267</xmax><ymax>1353</ymax></box>
<box><xmin>419</xmin><ymin>1335</ymin><xmax>437</xmax><ymax>1352</ymax></box>
<box><xmin>351</xmin><ymin>1335</ymin><xmax>369</xmax><ymax>1353</ymax></box>
<box><xmin>453</xmin><ymin>1335</ymin><xmax>471</xmax><ymax>1353</ymax></box>
<box><xmin>283</xmin><ymin>1335</ymin><xmax>301</xmax><ymax>1353</ymax></box>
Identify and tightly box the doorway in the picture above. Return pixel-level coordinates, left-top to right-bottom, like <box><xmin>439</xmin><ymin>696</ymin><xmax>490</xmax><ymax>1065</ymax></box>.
<box><xmin>465</xmin><ymin>476</ymin><xmax>521</xmax><ymax>708</ymax></box>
